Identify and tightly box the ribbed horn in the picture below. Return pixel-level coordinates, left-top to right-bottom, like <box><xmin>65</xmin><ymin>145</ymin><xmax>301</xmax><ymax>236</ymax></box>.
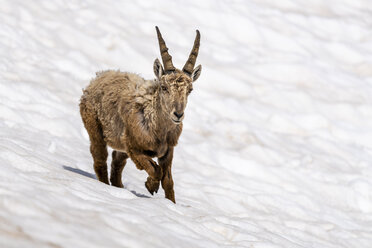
<box><xmin>155</xmin><ymin>26</ymin><xmax>176</xmax><ymax>72</ymax></box>
<box><xmin>183</xmin><ymin>30</ymin><xmax>200</xmax><ymax>76</ymax></box>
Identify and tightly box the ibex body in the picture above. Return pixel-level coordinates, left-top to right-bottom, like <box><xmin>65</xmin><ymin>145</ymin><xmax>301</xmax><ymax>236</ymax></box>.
<box><xmin>80</xmin><ymin>27</ymin><xmax>202</xmax><ymax>203</ymax></box>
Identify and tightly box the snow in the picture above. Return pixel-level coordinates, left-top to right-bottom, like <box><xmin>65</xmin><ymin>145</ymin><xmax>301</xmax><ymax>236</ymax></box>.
<box><xmin>1</xmin><ymin>0</ymin><xmax>372</xmax><ymax>247</ymax></box>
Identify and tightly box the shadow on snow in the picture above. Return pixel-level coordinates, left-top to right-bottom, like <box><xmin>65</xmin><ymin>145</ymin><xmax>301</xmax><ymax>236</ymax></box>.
<box><xmin>62</xmin><ymin>165</ymin><xmax>150</xmax><ymax>198</ymax></box>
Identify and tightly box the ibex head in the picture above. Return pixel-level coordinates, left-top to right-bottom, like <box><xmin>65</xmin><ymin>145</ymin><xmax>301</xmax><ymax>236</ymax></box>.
<box><xmin>153</xmin><ymin>26</ymin><xmax>202</xmax><ymax>124</ymax></box>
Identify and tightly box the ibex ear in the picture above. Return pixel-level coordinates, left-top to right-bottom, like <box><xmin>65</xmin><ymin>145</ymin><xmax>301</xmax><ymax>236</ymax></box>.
<box><xmin>153</xmin><ymin>58</ymin><xmax>164</xmax><ymax>80</ymax></box>
<box><xmin>191</xmin><ymin>64</ymin><xmax>202</xmax><ymax>82</ymax></box>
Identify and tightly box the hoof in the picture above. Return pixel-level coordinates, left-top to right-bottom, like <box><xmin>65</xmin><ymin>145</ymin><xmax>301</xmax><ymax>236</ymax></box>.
<box><xmin>110</xmin><ymin>176</ymin><xmax>124</xmax><ymax>188</ymax></box>
<box><xmin>145</xmin><ymin>177</ymin><xmax>160</xmax><ymax>195</ymax></box>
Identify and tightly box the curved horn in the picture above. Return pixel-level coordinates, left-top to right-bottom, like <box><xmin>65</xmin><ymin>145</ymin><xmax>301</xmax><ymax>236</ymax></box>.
<box><xmin>155</xmin><ymin>26</ymin><xmax>176</xmax><ymax>72</ymax></box>
<box><xmin>183</xmin><ymin>30</ymin><xmax>200</xmax><ymax>75</ymax></box>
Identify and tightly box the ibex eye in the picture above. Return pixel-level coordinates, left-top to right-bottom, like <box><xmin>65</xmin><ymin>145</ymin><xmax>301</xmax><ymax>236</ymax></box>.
<box><xmin>161</xmin><ymin>86</ymin><xmax>168</xmax><ymax>92</ymax></box>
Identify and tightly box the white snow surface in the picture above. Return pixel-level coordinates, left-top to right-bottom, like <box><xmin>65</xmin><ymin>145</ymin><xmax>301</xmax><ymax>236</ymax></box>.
<box><xmin>1</xmin><ymin>0</ymin><xmax>372</xmax><ymax>247</ymax></box>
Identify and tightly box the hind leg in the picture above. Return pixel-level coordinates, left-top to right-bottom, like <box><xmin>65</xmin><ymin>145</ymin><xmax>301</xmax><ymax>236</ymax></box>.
<box><xmin>91</xmin><ymin>140</ymin><xmax>109</xmax><ymax>184</ymax></box>
<box><xmin>110</xmin><ymin>150</ymin><xmax>128</xmax><ymax>188</ymax></box>
<box><xmin>89</xmin><ymin>125</ymin><xmax>108</xmax><ymax>184</ymax></box>
<box><xmin>80</xmin><ymin>104</ymin><xmax>109</xmax><ymax>184</ymax></box>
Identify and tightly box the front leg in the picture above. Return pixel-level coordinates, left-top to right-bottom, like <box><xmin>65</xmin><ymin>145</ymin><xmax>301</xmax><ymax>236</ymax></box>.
<box><xmin>129</xmin><ymin>152</ymin><xmax>163</xmax><ymax>180</ymax></box>
<box><xmin>158</xmin><ymin>147</ymin><xmax>175</xmax><ymax>203</ymax></box>
<box><xmin>129</xmin><ymin>151</ymin><xmax>163</xmax><ymax>191</ymax></box>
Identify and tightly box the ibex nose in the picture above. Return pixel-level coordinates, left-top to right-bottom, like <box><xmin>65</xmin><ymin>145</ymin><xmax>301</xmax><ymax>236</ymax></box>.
<box><xmin>173</xmin><ymin>111</ymin><xmax>184</xmax><ymax>119</ymax></box>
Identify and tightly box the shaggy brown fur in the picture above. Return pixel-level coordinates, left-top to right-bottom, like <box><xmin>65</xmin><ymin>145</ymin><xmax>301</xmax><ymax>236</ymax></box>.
<box><xmin>79</xmin><ymin>27</ymin><xmax>201</xmax><ymax>203</ymax></box>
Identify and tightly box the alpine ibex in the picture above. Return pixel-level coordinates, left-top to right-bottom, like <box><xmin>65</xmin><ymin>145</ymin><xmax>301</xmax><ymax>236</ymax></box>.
<box><xmin>79</xmin><ymin>27</ymin><xmax>201</xmax><ymax>203</ymax></box>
